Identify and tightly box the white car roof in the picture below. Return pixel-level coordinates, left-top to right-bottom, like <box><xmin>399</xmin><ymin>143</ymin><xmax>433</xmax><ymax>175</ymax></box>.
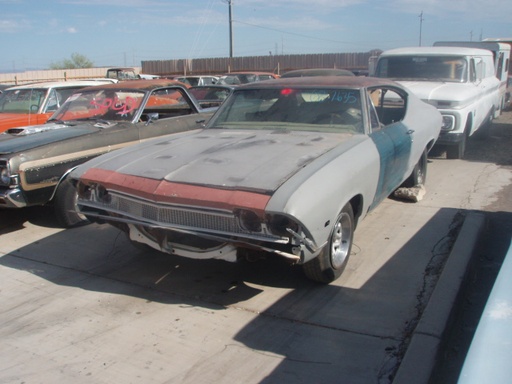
<box><xmin>380</xmin><ymin>46</ymin><xmax>494</xmax><ymax>57</ymax></box>
<box><xmin>5</xmin><ymin>79</ymin><xmax>114</xmax><ymax>91</ymax></box>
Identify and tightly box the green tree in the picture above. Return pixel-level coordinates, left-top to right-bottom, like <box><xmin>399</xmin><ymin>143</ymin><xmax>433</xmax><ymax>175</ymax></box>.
<box><xmin>49</xmin><ymin>53</ymin><xmax>94</xmax><ymax>69</ymax></box>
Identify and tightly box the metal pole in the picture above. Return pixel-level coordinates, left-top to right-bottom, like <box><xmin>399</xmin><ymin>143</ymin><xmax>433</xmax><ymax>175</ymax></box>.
<box><xmin>418</xmin><ymin>11</ymin><xmax>424</xmax><ymax>46</ymax></box>
<box><xmin>228</xmin><ymin>0</ymin><xmax>233</xmax><ymax>58</ymax></box>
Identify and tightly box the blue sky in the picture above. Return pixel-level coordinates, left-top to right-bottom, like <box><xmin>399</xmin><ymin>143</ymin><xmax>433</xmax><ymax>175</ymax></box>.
<box><xmin>1</xmin><ymin>0</ymin><xmax>511</xmax><ymax>72</ymax></box>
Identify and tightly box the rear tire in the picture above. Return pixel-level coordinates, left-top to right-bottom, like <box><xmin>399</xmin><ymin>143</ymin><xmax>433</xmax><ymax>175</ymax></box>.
<box><xmin>303</xmin><ymin>203</ymin><xmax>354</xmax><ymax>284</ymax></box>
<box><xmin>54</xmin><ymin>178</ymin><xmax>88</xmax><ymax>228</ymax></box>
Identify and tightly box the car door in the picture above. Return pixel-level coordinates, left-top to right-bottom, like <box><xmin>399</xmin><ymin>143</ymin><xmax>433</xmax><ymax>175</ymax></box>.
<box><xmin>367</xmin><ymin>87</ymin><xmax>412</xmax><ymax>209</ymax></box>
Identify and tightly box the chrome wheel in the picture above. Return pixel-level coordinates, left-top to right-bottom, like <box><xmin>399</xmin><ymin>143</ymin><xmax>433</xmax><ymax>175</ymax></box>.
<box><xmin>330</xmin><ymin>211</ymin><xmax>353</xmax><ymax>269</ymax></box>
<box><xmin>303</xmin><ymin>203</ymin><xmax>355</xmax><ymax>283</ymax></box>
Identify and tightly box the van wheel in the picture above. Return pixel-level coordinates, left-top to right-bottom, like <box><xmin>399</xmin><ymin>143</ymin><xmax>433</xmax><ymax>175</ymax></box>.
<box><xmin>446</xmin><ymin>133</ymin><xmax>467</xmax><ymax>159</ymax></box>
<box><xmin>475</xmin><ymin>112</ymin><xmax>493</xmax><ymax>140</ymax></box>
<box><xmin>54</xmin><ymin>178</ymin><xmax>88</xmax><ymax>228</ymax></box>
<box><xmin>303</xmin><ymin>203</ymin><xmax>354</xmax><ymax>284</ymax></box>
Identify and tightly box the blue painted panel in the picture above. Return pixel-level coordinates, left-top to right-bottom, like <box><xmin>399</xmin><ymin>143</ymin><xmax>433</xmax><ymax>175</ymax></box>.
<box><xmin>369</xmin><ymin>121</ymin><xmax>411</xmax><ymax>210</ymax></box>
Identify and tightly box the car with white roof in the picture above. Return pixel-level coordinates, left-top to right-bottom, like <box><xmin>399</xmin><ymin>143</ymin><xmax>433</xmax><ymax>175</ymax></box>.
<box><xmin>0</xmin><ymin>80</ymin><xmax>113</xmax><ymax>132</ymax></box>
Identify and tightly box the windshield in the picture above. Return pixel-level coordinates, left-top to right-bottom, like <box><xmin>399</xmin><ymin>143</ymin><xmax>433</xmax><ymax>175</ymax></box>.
<box><xmin>209</xmin><ymin>87</ymin><xmax>363</xmax><ymax>133</ymax></box>
<box><xmin>50</xmin><ymin>89</ymin><xmax>146</xmax><ymax>122</ymax></box>
<box><xmin>376</xmin><ymin>56</ymin><xmax>468</xmax><ymax>82</ymax></box>
<box><xmin>0</xmin><ymin>88</ymin><xmax>47</xmax><ymax>113</ymax></box>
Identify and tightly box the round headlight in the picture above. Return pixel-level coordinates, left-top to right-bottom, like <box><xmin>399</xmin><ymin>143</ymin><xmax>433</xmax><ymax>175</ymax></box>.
<box><xmin>77</xmin><ymin>181</ymin><xmax>93</xmax><ymax>200</ymax></box>
<box><xmin>268</xmin><ymin>214</ymin><xmax>299</xmax><ymax>237</ymax></box>
<box><xmin>0</xmin><ymin>167</ymin><xmax>10</xmax><ymax>185</ymax></box>
<box><xmin>96</xmin><ymin>185</ymin><xmax>111</xmax><ymax>204</ymax></box>
<box><xmin>237</xmin><ymin>209</ymin><xmax>262</xmax><ymax>232</ymax></box>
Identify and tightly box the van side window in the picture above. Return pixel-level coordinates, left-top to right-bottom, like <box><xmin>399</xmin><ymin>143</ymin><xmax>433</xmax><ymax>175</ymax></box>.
<box><xmin>475</xmin><ymin>57</ymin><xmax>486</xmax><ymax>80</ymax></box>
<box><xmin>497</xmin><ymin>53</ymin><xmax>505</xmax><ymax>81</ymax></box>
<box><xmin>469</xmin><ymin>58</ymin><xmax>477</xmax><ymax>82</ymax></box>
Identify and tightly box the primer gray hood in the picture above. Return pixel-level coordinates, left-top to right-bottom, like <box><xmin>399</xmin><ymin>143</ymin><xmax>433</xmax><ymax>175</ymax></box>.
<box><xmin>80</xmin><ymin>129</ymin><xmax>362</xmax><ymax>193</ymax></box>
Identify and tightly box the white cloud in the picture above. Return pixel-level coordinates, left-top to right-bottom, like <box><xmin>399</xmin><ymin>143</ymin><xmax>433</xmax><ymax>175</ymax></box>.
<box><xmin>67</xmin><ymin>27</ymin><xmax>78</xmax><ymax>33</ymax></box>
<box><xmin>488</xmin><ymin>300</ymin><xmax>512</xmax><ymax>320</ymax></box>
<box><xmin>0</xmin><ymin>18</ymin><xmax>30</xmax><ymax>33</ymax></box>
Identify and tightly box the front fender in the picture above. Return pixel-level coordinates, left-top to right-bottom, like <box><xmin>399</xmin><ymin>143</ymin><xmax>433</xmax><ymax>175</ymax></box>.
<box><xmin>266</xmin><ymin>137</ymin><xmax>379</xmax><ymax>262</ymax></box>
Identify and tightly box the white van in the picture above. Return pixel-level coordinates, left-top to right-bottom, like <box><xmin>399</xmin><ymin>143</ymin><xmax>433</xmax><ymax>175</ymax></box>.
<box><xmin>374</xmin><ymin>47</ymin><xmax>500</xmax><ymax>159</ymax></box>
<box><xmin>434</xmin><ymin>41</ymin><xmax>510</xmax><ymax>114</ymax></box>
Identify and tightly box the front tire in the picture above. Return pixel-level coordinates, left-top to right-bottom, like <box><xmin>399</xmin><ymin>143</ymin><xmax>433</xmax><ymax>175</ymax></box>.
<box><xmin>303</xmin><ymin>203</ymin><xmax>354</xmax><ymax>284</ymax></box>
<box><xmin>446</xmin><ymin>132</ymin><xmax>467</xmax><ymax>159</ymax></box>
<box><xmin>54</xmin><ymin>178</ymin><xmax>88</xmax><ymax>228</ymax></box>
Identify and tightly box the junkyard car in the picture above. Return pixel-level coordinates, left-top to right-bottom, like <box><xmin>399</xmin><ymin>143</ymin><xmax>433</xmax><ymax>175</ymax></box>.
<box><xmin>189</xmin><ymin>85</ymin><xmax>235</xmax><ymax>108</ymax></box>
<box><xmin>280</xmin><ymin>68</ymin><xmax>355</xmax><ymax>78</ymax></box>
<box><xmin>174</xmin><ymin>76</ymin><xmax>219</xmax><ymax>86</ymax></box>
<box><xmin>72</xmin><ymin>77</ymin><xmax>442</xmax><ymax>283</ymax></box>
<box><xmin>0</xmin><ymin>80</ymin><xmax>113</xmax><ymax>132</ymax></box>
<box><xmin>0</xmin><ymin>79</ymin><xmax>215</xmax><ymax>227</ymax></box>
<box><xmin>217</xmin><ymin>72</ymin><xmax>279</xmax><ymax>85</ymax></box>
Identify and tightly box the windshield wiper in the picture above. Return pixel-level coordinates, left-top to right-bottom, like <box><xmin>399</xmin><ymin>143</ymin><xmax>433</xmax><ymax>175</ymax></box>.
<box><xmin>46</xmin><ymin>118</ymin><xmax>76</xmax><ymax>125</ymax></box>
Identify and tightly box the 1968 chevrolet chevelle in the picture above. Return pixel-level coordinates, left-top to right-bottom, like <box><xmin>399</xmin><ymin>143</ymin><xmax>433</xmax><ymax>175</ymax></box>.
<box><xmin>71</xmin><ymin>76</ymin><xmax>442</xmax><ymax>283</ymax></box>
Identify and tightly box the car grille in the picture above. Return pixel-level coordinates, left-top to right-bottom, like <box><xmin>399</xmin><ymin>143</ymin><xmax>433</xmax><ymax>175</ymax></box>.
<box><xmin>84</xmin><ymin>191</ymin><xmax>281</xmax><ymax>241</ymax></box>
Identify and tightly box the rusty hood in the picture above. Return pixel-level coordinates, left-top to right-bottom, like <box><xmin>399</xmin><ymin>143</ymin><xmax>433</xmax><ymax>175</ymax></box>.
<box><xmin>78</xmin><ymin>129</ymin><xmax>362</xmax><ymax>194</ymax></box>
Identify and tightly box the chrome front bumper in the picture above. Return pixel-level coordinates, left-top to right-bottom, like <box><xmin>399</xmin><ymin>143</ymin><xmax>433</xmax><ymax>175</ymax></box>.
<box><xmin>0</xmin><ymin>188</ymin><xmax>27</xmax><ymax>208</ymax></box>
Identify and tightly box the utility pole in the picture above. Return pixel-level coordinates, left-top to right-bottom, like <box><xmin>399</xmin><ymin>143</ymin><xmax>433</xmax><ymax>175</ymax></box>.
<box><xmin>226</xmin><ymin>0</ymin><xmax>233</xmax><ymax>59</ymax></box>
<box><xmin>418</xmin><ymin>11</ymin><xmax>424</xmax><ymax>46</ymax></box>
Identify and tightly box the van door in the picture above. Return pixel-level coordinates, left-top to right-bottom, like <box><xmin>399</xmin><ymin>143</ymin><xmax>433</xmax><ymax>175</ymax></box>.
<box><xmin>470</xmin><ymin>57</ymin><xmax>492</xmax><ymax>134</ymax></box>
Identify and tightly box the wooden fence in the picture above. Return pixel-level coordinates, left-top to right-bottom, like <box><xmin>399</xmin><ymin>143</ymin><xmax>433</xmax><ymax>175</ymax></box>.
<box><xmin>0</xmin><ymin>67</ymin><xmax>141</xmax><ymax>86</ymax></box>
<box><xmin>142</xmin><ymin>50</ymin><xmax>382</xmax><ymax>76</ymax></box>
<box><xmin>0</xmin><ymin>50</ymin><xmax>381</xmax><ymax>85</ymax></box>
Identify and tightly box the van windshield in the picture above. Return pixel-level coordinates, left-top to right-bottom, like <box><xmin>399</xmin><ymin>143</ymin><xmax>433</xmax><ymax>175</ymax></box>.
<box><xmin>376</xmin><ymin>56</ymin><xmax>468</xmax><ymax>82</ymax></box>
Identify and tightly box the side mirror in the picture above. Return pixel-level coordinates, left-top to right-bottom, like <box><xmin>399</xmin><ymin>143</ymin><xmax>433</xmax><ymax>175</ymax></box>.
<box><xmin>145</xmin><ymin>112</ymin><xmax>159</xmax><ymax>126</ymax></box>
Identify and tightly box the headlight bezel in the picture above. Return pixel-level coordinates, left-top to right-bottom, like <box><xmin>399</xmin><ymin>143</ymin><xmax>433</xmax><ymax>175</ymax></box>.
<box><xmin>0</xmin><ymin>160</ymin><xmax>13</xmax><ymax>187</ymax></box>
<box><xmin>77</xmin><ymin>181</ymin><xmax>111</xmax><ymax>204</ymax></box>
<box><xmin>441</xmin><ymin>115</ymin><xmax>456</xmax><ymax>131</ymax></box>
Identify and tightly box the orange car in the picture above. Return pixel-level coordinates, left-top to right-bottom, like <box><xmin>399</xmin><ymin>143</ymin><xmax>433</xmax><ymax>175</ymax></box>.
<box><xmin>0</xmin><ymin>80</ymin><xmax>113</xmax><ymax>132</ymax></box>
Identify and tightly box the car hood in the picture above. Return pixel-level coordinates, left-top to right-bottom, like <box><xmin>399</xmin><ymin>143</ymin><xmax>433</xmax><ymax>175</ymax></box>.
<box><xmin>0</xmin><ymin>121</ymin><xmax>112</xmax><ymax>154</ymax></box>
<box><xmin>79</xmin><ymin>129</ymin><xmax>362</xmax><ymax>194</ymax></box>
<box><xmin>397</xmin><ymin>80</ymin><xmax>478</xmax><ymax>105</ymax></box>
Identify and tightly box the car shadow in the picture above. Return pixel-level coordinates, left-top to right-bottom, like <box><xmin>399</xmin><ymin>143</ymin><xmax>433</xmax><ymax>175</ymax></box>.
<box><xmin>0</xmin><ymin>205</ymin><xmax>62</xmax><ymax>234</ymax></box>
<box><xmin>2</xmin><ymin>200</ymin><xmax>511</xmax><ymax>382</ymax></box>
<box><xmin>0</xmin><ymin>205</ymin><xmax>487</xmax><ymax>382</ymax></box>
